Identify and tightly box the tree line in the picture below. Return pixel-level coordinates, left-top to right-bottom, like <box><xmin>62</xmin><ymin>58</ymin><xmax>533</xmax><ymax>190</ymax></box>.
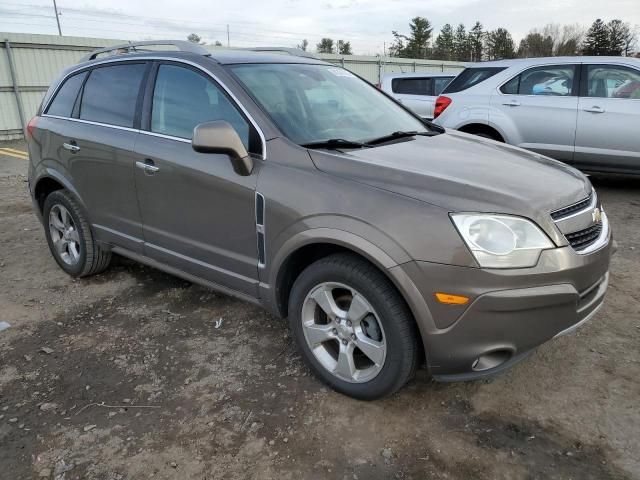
<box><xmin>388</xmin><ymin>17</ymin><xmax>638</xmax><ymax>61</ymax></box>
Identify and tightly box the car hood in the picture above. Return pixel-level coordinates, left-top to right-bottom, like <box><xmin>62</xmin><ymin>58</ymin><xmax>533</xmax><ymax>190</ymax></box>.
<box><xmin>308</xmin><ymin>131</ymin><xmax>591</xmax><ymax>240</ymax></box>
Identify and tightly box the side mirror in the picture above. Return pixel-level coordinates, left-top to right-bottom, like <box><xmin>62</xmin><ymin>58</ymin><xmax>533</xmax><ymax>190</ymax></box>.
<box><xmin>192</xmin><ymin>121</ymin><xmax>253</xmax><ymax>176</ymax></box>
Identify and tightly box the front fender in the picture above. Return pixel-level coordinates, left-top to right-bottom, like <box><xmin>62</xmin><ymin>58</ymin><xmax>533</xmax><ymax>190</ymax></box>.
<box><xmin>261</xmin><ymin>224</ymin><xmax>438</xmax><ymax>349</ymax></box>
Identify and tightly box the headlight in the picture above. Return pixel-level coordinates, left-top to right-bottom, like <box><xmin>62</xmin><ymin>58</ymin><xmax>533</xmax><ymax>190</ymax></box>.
<box><xmin>451</xmin><ymin>214</ymin><xmax>553</xmax><ymax>268</ymax></box>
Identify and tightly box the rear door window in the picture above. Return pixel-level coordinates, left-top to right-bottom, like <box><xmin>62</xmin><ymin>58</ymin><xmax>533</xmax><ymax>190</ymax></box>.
<box><xmin>500</xmin><ymin>65</ymin><xmax>577</xmax><ymax>96</ymax></box>
<box><xmin>584</xmin><ymin>64</ymin><xmax>640</xmax><ymax>98</ymax></box>
<box><xmin>392</xmin><ymin>77</ymin><xmax>431</xmax><ymax>95</ymax></box>
<box><xmin>46</xmin><ymin>71</ymin><xmax>87</xmax><ymax>117</ymax></box>
<box><xmin>79</xmin><ymin>63</ymin><xmax>146</xmax><ymax>128</ymax></box>
<box><xmin>442</xmin><ymin>67</ymin><xmax>505</xmax><ymax>93</ymax></box>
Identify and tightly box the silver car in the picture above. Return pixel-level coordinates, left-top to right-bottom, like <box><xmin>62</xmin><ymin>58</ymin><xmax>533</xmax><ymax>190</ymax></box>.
<box><xmin>433</xmin><ymin>57</ymin><xmax>640</xmax><ymax>174</ymax></box>
<box><xmin>380</xmin><ymin>72</ymin><xmax>455</xmax><ymax>120</ymax></box>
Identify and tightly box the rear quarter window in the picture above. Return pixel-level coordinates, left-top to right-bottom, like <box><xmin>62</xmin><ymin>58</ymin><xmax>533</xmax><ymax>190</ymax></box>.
<box><xmin>79</xmin><ymin>63</ymin><xmax>146</xmax><ymax>128</ymax></box>
<box><xmin>391</xmin><ymin>77</ymin><xmax>431</xmax><ymax>95</ymax></box>
<box><xmin>46</xmin><ymin>71</ymin><xmax>87</xmax><ymax>117</ymax></box>
<box><xmin>442</xmin><ymin>67</ymin><xmax>505</xmax><ymax>93</ymax></box>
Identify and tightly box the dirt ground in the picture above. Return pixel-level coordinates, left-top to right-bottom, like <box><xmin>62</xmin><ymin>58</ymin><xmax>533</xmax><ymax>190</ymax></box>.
<box><xmin>0</xmin><ymin>139</ymin><xmax>638</xmax><ymax>480</ymax></box>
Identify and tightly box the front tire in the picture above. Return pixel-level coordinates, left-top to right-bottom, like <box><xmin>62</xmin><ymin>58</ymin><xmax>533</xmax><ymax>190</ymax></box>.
<box><xmin>288</xmin><ymin>253</ymin><xmax>419</xmax><ymax>400</ymax></box>
<box><xmin>43</xmin><ymin>190</ymin><xmax>111</xmax><ymax>277</ymax></box>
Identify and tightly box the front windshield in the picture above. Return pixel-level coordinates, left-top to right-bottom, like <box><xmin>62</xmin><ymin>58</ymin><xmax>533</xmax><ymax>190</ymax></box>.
<box><xmin>230</xmin><ymin>63</ymin><xmax>430</xmax><ymax>145</ymax></box>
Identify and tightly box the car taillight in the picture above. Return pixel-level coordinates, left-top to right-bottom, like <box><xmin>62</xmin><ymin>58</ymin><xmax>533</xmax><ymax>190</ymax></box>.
<box><xmin>26</xmin><ymin>116</ymin><xmax>38</xmax><ymax>141</ymax></box>
<box><xmin>433</xmin><ymin>96</ymin><xmax>452</xmax><ymax>119</ymax></box>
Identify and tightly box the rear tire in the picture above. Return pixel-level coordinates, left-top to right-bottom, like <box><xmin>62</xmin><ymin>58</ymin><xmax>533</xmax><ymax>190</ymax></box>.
<box><xmin>288</xmin><ymin>253</ymin><xmax>419</xmax><ymax>400</ymax></box>
<box><xmin>43</xmin><ymin>190</ymin><xmax>111</xmax><ymax>278</ymax></box>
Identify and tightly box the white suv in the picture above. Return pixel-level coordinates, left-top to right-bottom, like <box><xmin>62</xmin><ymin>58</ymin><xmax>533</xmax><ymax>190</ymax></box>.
<box><xmin>433</xmin><ymin>57</ymin><xmax>640</xmax><ymax>174</ymax></box>
<box><xmin>380</xmin><ymin>72</ymin><xmax>455</xmax><ymax>120</ymax></box>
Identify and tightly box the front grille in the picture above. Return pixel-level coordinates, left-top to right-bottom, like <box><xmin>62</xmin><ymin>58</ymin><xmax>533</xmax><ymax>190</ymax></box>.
<box><xmin>565</xmin><ymin>221</ymin><xmax>603</xmax><ymax>251</ymax></box>
<box><xmin>551</xmin><ymin>194</ymin><xmax>592</xmax><ymax>220</ymax></box>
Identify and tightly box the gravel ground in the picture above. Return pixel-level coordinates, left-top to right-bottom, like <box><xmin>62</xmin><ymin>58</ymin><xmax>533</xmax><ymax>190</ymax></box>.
<box><xmin>0</xmin><ymin>139</ymin><xmax>639</xmax><ymax>480</ymax></box>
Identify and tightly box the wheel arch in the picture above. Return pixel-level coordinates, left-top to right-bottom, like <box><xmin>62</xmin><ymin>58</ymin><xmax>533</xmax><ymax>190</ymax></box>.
<box><xmin>33</xmin><ymin>168</ymin><xmax>85</xmax><ymax>215</ymax></box>
<box><xmin>265</xmin><ymin>229</ymin><xmax>435</xmax><ymax>360</ymax></box>
<box><xmin>457</xmin><ymin>123</ymin><xmax>505</xmax><ymax>142</ymax></box>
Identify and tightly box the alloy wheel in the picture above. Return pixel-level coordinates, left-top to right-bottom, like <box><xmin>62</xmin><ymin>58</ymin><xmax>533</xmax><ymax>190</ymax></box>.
<box><xmin>301</xmin><ymin>282</ymin><xmax>387</xmax><ymax>383</ymax></box>
<box><xmin>48</xmin><ymin>204</ymin><xmax>81</xmax><ymax>266</ymax></box>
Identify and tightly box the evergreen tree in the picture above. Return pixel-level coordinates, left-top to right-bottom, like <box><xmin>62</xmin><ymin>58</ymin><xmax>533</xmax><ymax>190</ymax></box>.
<box><xmin>337</xmin><ymin>40</ymin><xmax>353</xmax><ymax>55</ymax></box>
<box><xmin>390</xmin><ymin>17</ymin><xmax>433</xmax><ymax>58</ymax></box>
<box><xmin>316</xmin><ymin>38</ymin><xmax>335</xmax><ymax>54</ymax></box>
<box><xmin>453</xmin><ymin>24</ymin><xmax>470</xmax><ymax>61</ymax></box>
<box><xmin>434</xmin><ymin>24</ymin><xmax>454</xmax><ymax>60</ymax></box>
<box><xmin>582</xmin><ymin>19</ymin><xmax>610</xmax><ymax>55</ymax></box>
<box><xmin>486</xmin><ymin>28</ymin><xmax>515</xmax><ymax>59</ymax></box>
<box><xmin>517</xmin><ymin>32</ymin><xmax>554</xmax><ymax>57</ymax></box>
<box><xmin>469</xmin><ymin>21</ymin><xmax>485</xmax><ymax>61</ymax></box>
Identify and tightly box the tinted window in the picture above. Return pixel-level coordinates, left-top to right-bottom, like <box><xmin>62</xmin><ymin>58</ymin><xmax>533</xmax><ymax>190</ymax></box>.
<box><xmin>433</xmin><ymin>77</ymin><xmax>453</xmax><ymax>95</ymax></box>
<box><xmin>442</xmin><ymin>67</ymin><xmax>505</xmax><ymax>93</ymax></box>
<box><xmin>392</xmin><ymin>77</ymin><xmax>431</xmax><ymax>95</ymax></box>
<box><xmin>586</xmin><ymin>65</ymin><xmax>640</xmax><ymax>99</ymax></box>
<box><xmin>501</xmin><ymin>65</ymin><xmax>575</xmax><ymax>96</ymax></box>
<box><xmin>80</xmin><ymin>63</ymin><xmax>146</xmax><ymax>127</ymax></box>
<box><xmin>500</xmin><ymin>75</ymin><xmax>519</xmax><ymax>95</ymax></box>
<box><xmin>46</xmin><ymin>72</ymin><xmax>87</xmax><ymax>117</ymax></box>
<box><xmin>151</xmin><ymin>64</ymin><xmax>250</xmax><ymax>148</ymax></box>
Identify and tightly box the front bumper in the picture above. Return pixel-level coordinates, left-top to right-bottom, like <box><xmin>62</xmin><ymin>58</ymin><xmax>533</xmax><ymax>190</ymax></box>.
<box><xmin>393</xmin><ymin>232</ymin><xmax>613</xmax><ymax>380</ymax></box>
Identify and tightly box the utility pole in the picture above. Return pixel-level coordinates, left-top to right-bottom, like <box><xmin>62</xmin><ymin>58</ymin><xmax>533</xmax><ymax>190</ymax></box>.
<box><xmin>226</xmin><ymin>24</ymin><xmax>230</xmax><ymax>47</ymax></box>
<box><xmin>52</xmin><ymin>0</ymin><xmax>62</xmax><ymax>36</ymax></box>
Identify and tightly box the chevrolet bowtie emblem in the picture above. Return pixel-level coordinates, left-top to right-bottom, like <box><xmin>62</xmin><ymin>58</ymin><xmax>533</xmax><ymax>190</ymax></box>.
<box><xmin>592</xmin><ymin>207</ymin><xmax>602</xmax><ymax>223</ymax></box>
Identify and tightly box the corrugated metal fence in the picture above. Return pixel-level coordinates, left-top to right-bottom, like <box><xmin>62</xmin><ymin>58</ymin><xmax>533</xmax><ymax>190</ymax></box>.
<box><xmin>1</xmin><ymin>32</ymin><xmax>465</xmax><ymax>140</ymax></box>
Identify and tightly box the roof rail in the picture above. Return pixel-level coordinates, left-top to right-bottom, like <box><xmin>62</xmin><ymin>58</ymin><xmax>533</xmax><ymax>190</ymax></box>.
<box><xmin>247</xmin><ymin>47</ymin><xmax>318</xmax><ymax>59</ymax></box>
<box><xmin>80</xmin><ymin>40</ymin><xmax>210</xmax><ymax>62</ymax></box>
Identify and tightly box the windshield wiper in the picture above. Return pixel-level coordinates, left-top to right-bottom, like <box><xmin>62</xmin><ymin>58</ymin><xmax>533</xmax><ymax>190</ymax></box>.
<box><xmin>365</xmin><ymin>130</ymin><xmax>436</xmax><ymax>146</ymax></box>
<box><xmin>301</xmin><ymin>138</ymin><xmax>370</xmax><ymax>150</ymax></box>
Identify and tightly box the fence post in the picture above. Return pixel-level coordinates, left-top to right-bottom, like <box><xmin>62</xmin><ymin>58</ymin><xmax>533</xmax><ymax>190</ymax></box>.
<box><xmin>3</xmin><ymin>39</ymin><xmax>27</xmax><ymax>137</ymax></box>
<box><xmin>413</xmin><ymin>61</ymin><xmax>416</xmax><ymax>72</ymax></box>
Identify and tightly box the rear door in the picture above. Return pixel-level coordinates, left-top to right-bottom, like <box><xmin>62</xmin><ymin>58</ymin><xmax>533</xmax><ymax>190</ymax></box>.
<box><xmin>574</xmin><ymin>63</ymin><xmax>640</xmax><ymax>171</ymax></box>
<box><xmin>390</xmin><ymin>77</ymin><xmax>432</xmax><ymax>118</ymax></box>
<box><xmin>490</xmin><ymin>64</ymin><xmax>579</xmax><ymax>161</ymax></box>
<box><xmin>42</xmin><ymin>62</ymin><xmax>148</xmax><ymax>253</ymax></box>
<box><xmin>133</xmin><ymin>61</ymin><xmax>262</xmax><ymax>296</ymax></box>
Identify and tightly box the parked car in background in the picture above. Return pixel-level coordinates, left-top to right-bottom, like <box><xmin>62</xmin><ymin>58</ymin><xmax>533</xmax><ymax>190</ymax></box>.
<box><xmin>433</xmin><ymin>57</ymin><xmax>640</xmax><ymax>174</ymax></box>
<box><xmin>27</xmin><ymin>42</ymin><xmax>612</xmax><ymax>400</ymax></box>
<box><xmin>380</xmin><ymin>72</ymin><xmax>455</xmax><ymax>119</ymax></box>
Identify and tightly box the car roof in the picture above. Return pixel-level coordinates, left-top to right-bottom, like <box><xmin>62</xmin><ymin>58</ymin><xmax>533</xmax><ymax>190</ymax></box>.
<box><xmin>382</xmin><ymin>72</ymin><xmax>456</xmax><ymax>79</ymax></box>
<box><xmin>471</xmin><ymin>56</ymin><xmax>640</xmax><ymax>68</ymax></box>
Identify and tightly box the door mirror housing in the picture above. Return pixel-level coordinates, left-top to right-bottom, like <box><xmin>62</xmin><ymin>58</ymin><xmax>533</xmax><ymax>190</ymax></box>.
<box><xmin>192</xmin><ymin>121</ymin><xmax>253</xmax><ymax>176</ymax></box>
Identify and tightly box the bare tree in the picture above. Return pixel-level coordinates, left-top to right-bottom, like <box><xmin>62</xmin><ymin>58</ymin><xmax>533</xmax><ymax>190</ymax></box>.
<box><xmin>556</xmin><ymin>24</ymin><xmax>585</xmax><ymax>56</ymax></box>
<box><xmin>621</xmin><ymin>24</ymin><xmax>638</xmax><ymax>56</ymax></box>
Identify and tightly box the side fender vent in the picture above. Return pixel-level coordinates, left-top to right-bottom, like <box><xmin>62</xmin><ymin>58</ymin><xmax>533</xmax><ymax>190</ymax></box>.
<box><xmin>256</xmin><ymin>192</ymin><xmax>266</xmax><ymax>266</ymax></box>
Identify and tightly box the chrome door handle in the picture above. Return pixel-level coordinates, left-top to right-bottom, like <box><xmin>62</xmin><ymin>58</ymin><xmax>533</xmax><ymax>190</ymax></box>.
<box><xmin>502</xmin><ymin>100</ymin><xmax>521</xmax><ymax>107</ymax></box>
<box><xmin>136</xmin><ymin>160</ymin><xmax>159</xmax><ymax>174</ymax></box>
<box><xmin>583</xmin><ymin>106</ymin><xmax>605</xmax><ymax>113</ymax></box>
<box><xmin>63</xmin><ymin>142</ymin><xmax>80</xmax><ymax>153</ymax></box>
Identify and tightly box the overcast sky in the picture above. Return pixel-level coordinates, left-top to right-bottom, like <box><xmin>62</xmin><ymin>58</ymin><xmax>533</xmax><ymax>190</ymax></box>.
<box><xmin>1</xmin><ymin>0</ymin><xmax>639</xmax><ymax>54</ymax></box>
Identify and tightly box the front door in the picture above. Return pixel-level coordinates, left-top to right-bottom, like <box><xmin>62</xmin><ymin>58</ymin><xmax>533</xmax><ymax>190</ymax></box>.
<box><xmin>490</xmin><ymin>64</ymin><xmax>579</xmax><ymax>161</ymax></box>
<box><xmin>574</xmin><ymin>63</ymin><xmax>640</xmax><ymax>171</ymax></box>
<box><xmin>134</xmin><ymin>62</ymin><xmax>262</xmax><ymax>296</ymax></box>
